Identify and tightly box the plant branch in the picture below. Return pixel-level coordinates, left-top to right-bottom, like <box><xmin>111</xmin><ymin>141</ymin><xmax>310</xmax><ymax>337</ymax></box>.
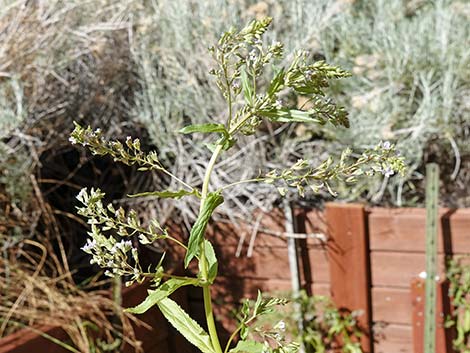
<box><xmin>199</xmin><ymin>143</ymin><xmax>225</xmax><ymax>353</ymax></box>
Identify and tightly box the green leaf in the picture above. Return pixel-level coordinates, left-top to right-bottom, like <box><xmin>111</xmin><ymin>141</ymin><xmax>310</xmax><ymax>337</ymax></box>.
<box><xmin>126</xmin><ymin>278</ymin><xmax>198</xmax><ymax>314</ymax></box>
<box><xmin>241</xmin><ymin>66</ymin><xmax>254</xmax><ymax>105</ymax></box>
<box><xmin>229</xmin><ymin>340</ymin><xmax>266</xmax><ymax>353</ymax></box>
<box><xmin>179</xmin><ymin>123</ymin><xmax>229</xmax><ymax>138</ymax></box>
<box><xmin>267</xmin><ymin>68</ymin><xmax>285</xmax><ymax>96</ymax></box>
<box><xmin>158</xmin><ymin>297</ymin><xmax>215</xmax><ymax>353</ymax></box>
<box><xmin>258</xmin><ymin>108</ymin><xmax>321</xmax><ymax>123</ymax></box>
<box><xmin>292</xmin><ymin>85</ymin><xmax>321</xmax><ymax>95</ymax></box>
<box><xmin>184</xmin><ymin>192</ymin><xmax>224</xmax><ymax>268</ymax></box>
<box><xmin>200</xmin><ymin>240</ymin><xmax>218</xmax><ymax>283</ymax></box>
<box><xmin>128</xmin><ymin>189</ymin><xmax>200</xmax><ymax>199</ymax></box>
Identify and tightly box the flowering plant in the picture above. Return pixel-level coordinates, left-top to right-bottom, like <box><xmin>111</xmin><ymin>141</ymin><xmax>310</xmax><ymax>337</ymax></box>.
<box><xmin>71</xmin><ymin>18</ymin><xmax>404</xmax><ymax>353</ymax></box>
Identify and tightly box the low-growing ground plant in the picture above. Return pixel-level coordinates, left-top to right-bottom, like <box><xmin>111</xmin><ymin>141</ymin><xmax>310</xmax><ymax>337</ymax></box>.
<box><xmin>446</xmin><ymin>256</ymin><xmax>470</xmax><ymax>352</ymax></box>
<box><xmin>251</xmin><ymin>291</ymin><xmax>364</xmax><ymax>353</ymax></box>
<box><xmin>71</xmin><ymin>18</ymin><xmax>404</xmax><ymax>353</ymax></box>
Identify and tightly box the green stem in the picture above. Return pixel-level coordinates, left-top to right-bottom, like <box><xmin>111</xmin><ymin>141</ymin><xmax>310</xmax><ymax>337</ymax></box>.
<box><xmin>220</xmin><ymin>177</ymin><xmax>265</xmax><ymax>191</ymax></box>
<box><xmin>224</xmin><ymin>315</ymin><xmax>256</xmax><ymax>353</ymax></box>
<box><xmin>140</xmin><ymin>272</ymin><xmax>198</xmax><ymax>282</ymax></box>
<box><xmin>200</xmin><ymin>143</ymin><xmax>224</xmax><ymax>353</ymax></box>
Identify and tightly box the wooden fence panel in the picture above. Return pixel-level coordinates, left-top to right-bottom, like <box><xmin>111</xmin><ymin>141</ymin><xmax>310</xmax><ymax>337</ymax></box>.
<box><xmin>196</xmin><ymin>205</ymin><xmax>470</xmax><ymax>353</ymax></box>
<box><xmin>370</xmin><ymin>252</ymin><xmax>451</xmax><ymax>288</ymax></box>
<box><xmin>410</xmin><ymin>279</ymin><xmax>454</xmax><ymax>353</ymax></box>
<box><xmin>374</xmin><ymin>323</ymin><xmax>413</xmax><ymax>353</ymax></box>
<box><xmin>369</xmin><ymin>208</ymin><xmax>470</xmax><ymax>253</ymax></box>
<box><xmin>325</xmin><ymin>203</ymin><xmax>372</xmax><ymax>353</ymax></box>
<box><xmin>372</xmin><ymin>287</ymin><xmax>412</xmax><ymax>325</ymax></box>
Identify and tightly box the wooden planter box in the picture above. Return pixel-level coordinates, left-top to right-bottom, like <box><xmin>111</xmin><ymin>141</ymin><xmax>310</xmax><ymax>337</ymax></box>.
<box><xmin>0</xmin><ymin>283</ymin><xmax>177</xmax><ymax>353</ymax></box>
<box><xmin>189</xmin><ymin>203</ymin><xmax>470</xmax><ymax>353</ymax></box>
<box><xmin>3</xmin><ymin>204</ymin><xmax>468</xmax><ymax>353</ymax></box>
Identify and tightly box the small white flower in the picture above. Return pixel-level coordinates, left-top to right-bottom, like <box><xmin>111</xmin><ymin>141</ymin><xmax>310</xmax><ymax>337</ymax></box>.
<box><xmin>381</xmin><ymin>166</ymin><xmax>394</xmax><ymax>177</ymax></box>
<box><xmin>275</xmin><ymin>99</ymin><xmax>283</xmax><ymax>108</ymax></box>
<box><xmin>76</xmin><ymin>188</ymin><xmax>87</xmax><ymax>202</ymax></box>
<box><xmin>248</xmin><ymin>49</ymin><xmax>257</xmax><ymax>62</ymax></box>
<box><xmin>232</xmin><ymin>81</ymin><xmax>240</xmax><ymax>90</ymax></box>
<box><xmin>277</xmin><ymin>320</ymin><xmax>286</xmax><ymax>331</ymax></box>
<box><xmin>81</xmin><ymin>238</ymin><xmax>96</xmax><ymax>252</ymax></box>
<box><xmin>95</xmin><ymin>128</ymin><xmax>102</xmax><ymax>134</ymax></box>
<box><xmin>304</xmin><ymin>69</ymin><xmax>313</xmax><ymax>80</ymax></box>
<box><xmin>69</xmin><ymin>136</ymin><xmax>78</xmax><ymax>144</ymax></box>
<box><xmin>381</xmin><ymin>141</ymin><xmax>392</xmax><ymax>150</ymax></box>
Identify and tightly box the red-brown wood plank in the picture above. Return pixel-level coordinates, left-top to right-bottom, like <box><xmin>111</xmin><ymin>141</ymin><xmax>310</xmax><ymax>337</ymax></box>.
<box><xmin>374</xmin><ymin>323</ymin><xmax>413</xmax><ymax>353</ymax></box>
<box><xmin>410</xmin><ymin>279</ymin><xmax>453</xmax><ymax>353</ymax></box>
<box><xmin>0</xmin><ymin>326</ymin><xmax>69</xmax><ymax>353</ymax></box>
<box><xmin>208</xmin><ymin>208</ymin><xmax>287</xmax><ymax>249</ymax></box>
<box><xmin>312</xmin><ymin>283</ymin><xmax>330</xmax><ymax>296</ymax></box>
<box><xmin>215</xmin><ymin>246</ymin><xmax>330</xmax><ymax>282</ymax></box>
<box><xmin>122</xmin><ymin>283</ymin><xmax>171</xmax><ymax>353</ymax></box>
<box><xmin>208</xmin><ymin>208</ymin><xmax>327</xmax><ymax>250</ymax></box>
<box><xmin>369</xmin><ymin>207</ymin><xmax>470</xmax><ymax>253</ymax></box>
<box><xmin>208</xmin><ymin>277</ymin><xmax>331</xmax><ymax>303</ymax></box>
<box><xmin>371</xmin><ymin>252</ymin><xmax>449</xmax><ymax>288</ymax></box>
<box><xmin>372</xmin><ymin>287</ymin><xmax>412</xmax><ymax>325</ymax></box>
<box><xmin>326</xmin><ymin>203</ymin><xmax>372</xmax><ymax>353</ymax></box>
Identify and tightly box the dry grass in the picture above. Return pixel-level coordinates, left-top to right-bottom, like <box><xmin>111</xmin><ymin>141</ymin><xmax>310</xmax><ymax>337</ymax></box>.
<box><xmin>0</xmin><ymin>238</ymin><xmax>143</xmax><ymax>352</ymax></box>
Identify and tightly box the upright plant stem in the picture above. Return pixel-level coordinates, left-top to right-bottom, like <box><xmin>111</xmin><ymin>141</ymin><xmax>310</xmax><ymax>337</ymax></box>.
<box><xmin>424</xmin><ymin>163</ymin><xmax>439</xmax><ymax>353</ymax></box>
<box><xmin>200</xmin><ymin>143</ymin><xmax>224</xmax><ymax>353</ymax></box>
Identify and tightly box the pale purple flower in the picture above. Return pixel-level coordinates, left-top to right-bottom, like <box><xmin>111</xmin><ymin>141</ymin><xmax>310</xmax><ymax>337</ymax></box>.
<box><xmin>381</xmin><ymin>166</ymin><xmax>394</xmax><ymax>177</ymax></box>
<box><xmin>381</xmin><ymin>141</ymin><xmax>392</xmax><ymax>150</ymax></box>
<box><xmin>304</xmin><ymin>69</ymin><xmax>313</xmax><ymax>80</ymax></box>
<box><xmin>248</xmin><ymin>49</ymin><xmax>257</xmax><ymax>62</ymax></box>
<box><xmin>81</xmin><ymin>238</ymin><xmax>96</xmax><ymax>252</ymax></box>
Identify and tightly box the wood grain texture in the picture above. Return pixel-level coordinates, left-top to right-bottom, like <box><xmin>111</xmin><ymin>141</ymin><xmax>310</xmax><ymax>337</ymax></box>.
<box><xmin>213</xmin><ymin>246</ymin><xmax>330</xmax><ymax>282</ymax></box>
<box><xmin>326</xmin><ymin>203</ymin><xmax>372</xmax><ymax>353</ymax></box>
<box><xmin>410</xmin><ymin>279</ymin><xmax>454</xmax><ymax>353</ymax></box>
<box><xmin>372</xmin><ymin>287</ymin><xmax>412</xmax><ymax>325</ymax></box>
<box><xmin>370</xmin><ymin>252</ymin><xmax>448</xmax><ymax>288</ymax></box>
<box><xmin>369</xmin><ymin>207</ymin><xmax>470</xmax><ymax>253</ymax></box>
<box><xmin>374</xmin><ymin>323</ymin><xmax>413</xmax><ymax>353</ymax></box>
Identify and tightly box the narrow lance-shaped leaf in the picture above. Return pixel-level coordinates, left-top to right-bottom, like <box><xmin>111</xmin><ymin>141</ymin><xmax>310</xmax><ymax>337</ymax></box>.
<box><xmin>128</xmin><ymin>189</ymin><xmax>200</xmax><ymax>199</ymax></box>
<box><xmin>126</xmin><ymin>278</ymin><xmax>199</xmax><ymax>314</ymax></box>
<box><xmin>229</xmin><ymin>340</ymin><xmax>266</xmax><ymax>353</ymax></box>
<box><xmin>258</xmin><ymin>108</ymin><xmax>321</xmax><ymax>123</ymax></box>
<box><xmin>184</xmin><ymin>192</ymin><xmax>224</xmax><ymax>268</ymax></box>
<box><xmin>158</xmin><ymin>297</ymin><xmax>216</xmax><ymax>353</ymax></box>
<box><xmin>179</xmin><ymin>123</ymin><xmax>229</xmax><ymax>138</ymax></box>
<box><xmin>267</xmin><ymin>68</ymin><xmax>285</xmax><ymax>97</ymax></box>
<box><xmin>199</xmin><ymin>239</ymin><xmax>218</xmax><ymax>283</ymax></box>
<box><xmin>241</xmin><ymin>66</ymin><xmax>254</xmax><ymax>105</ymax></box>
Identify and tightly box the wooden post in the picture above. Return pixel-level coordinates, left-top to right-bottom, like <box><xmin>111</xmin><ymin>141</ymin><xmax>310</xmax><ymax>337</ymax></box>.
<box><xmin>325</xmin><ymin>203</ymin><xmax>372</xmax><ymax>353</ymax></box>
<box><xmin>411</xmin><ymin>279</ymin><xmax>453</xmax><ymax>353</ymax></box>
